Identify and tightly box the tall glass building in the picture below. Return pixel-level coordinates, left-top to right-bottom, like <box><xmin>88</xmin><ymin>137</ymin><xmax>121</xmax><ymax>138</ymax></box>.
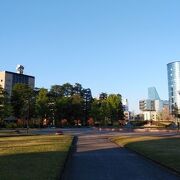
<box><xmin>148</xmin><ymin>87</ymin><xmax>160</xmax><ymax>100</ymax></box>
<box><xmin>167</xmin><ymin>61</ymin><xmax>180</xmax><ymax>113</ymax></box>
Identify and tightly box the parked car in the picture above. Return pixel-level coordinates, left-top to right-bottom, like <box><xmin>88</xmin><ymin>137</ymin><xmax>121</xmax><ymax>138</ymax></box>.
<box><xmin>55</xmin><ymin>130</ymin><xmax>63</xmax><ymax>135</ymax></box>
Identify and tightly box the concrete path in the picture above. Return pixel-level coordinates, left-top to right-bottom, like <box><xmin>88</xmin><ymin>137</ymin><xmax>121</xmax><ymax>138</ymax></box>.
<box><xmin>63</xmin><ymin>134</ymin><xmax>180</xmax><ymax>180</ymax></box>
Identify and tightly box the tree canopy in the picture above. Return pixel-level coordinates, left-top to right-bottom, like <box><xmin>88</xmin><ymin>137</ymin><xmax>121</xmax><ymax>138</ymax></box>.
<box><xmin>0</xmin><ymin>83</ymin><xmax>125</xmax><ymax>127</ymax></box>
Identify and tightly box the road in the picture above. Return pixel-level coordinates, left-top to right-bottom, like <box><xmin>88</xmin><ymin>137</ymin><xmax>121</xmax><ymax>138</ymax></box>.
<box><xmin>61</xmin><ymin>128</ymin><xmax>180</xmax><ymax>180</ymax></box>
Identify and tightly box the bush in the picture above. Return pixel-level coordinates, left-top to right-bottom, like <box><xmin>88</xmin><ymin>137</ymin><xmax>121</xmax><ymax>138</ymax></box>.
<box><xmin>130</xmin><ymin>120</ymin><xmax>148</xmax><ymax>127</ymax></box>
<box><xmin>5</xmin><ymin>123</ymin><xmax>17</xmax><ymax>129</ymax></box>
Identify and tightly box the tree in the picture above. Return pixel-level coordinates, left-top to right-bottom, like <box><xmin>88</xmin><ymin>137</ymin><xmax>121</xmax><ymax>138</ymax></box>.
<box><xmin>55</xmin><ymin>95</ymin><xmax>84</xmax><ymax>126</ymax></box>
<box><xmin>90</xmin><ymin>97</ymin><xmax>109</xmax><ymax>126</ymax></box>
<box><xmin>11</xmin><ymin>84</ymin><xmax>35</xmax><ymax>125</ymax></box>
<box><xmin>35</xmin><ymin>88</ymin><xmax>49</xmax><ymax>125</ymax></box>
<box><xmin>158</xmin><ymin>107</ymin><xmax>173</xmax><ymax>121</ymax></box>
<box><xmin>106</xmin><ymin>94</ymin><xmax>124</xmax><ymax>124</ymax></box>
<box><xmin>62</xmin><ymin>83</ymin><xmax>73</xmax><ymax>97</ymax></box>
<box><xmin>82</xmin><ymin>88</ymin><xmax>92</xmax><ymax>125</ymax></box>
<box><xmin>90</xmin><ymin>94</ymin><xmax>124</xmax><ymax>126</ymax></box>
<box><xmin>90</xmin><ymin>98</ymin><xmax>102</xmax><ymax>124</ymax></box>
<box><xmin>70</xmin><ymin>95</ymin><xmax>84</xmax><ymax>124</ymax></box>
<box><xmin>56</xmin><ymin>96</ymin><xmax>71</xmax><ymax>125</ymax></box>
<box><xmin>99</xmin><ymin>92</ymin><xmax>107</xmax><ymax>100</ymax></box>
<box><xmin>73</xmin><ymin>83</ymin><xmax>83</xmax><ymax>96</ymax></box>
<box><xmin>99</xmin><ymin>98</ymin><xmax>109</xmax><ymax>125</ymax></box>
<box><xmin>172</xmin><ymin>103</ymin><xmax>179</xmax><ymax>118</ymax></box>
<box><xmin>50</xmin><ymin>85</ymin><xmax>64</xmax><ymax>97</ymax></box>
<box><xmin>0</xmin><ymin>86</ymin><xmax>12</xmax><ymax>125</ymax></box>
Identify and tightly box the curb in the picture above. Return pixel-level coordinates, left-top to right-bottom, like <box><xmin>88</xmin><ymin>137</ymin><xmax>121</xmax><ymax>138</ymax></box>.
<box><xmin>59</xmin><ymin>136</ymin><xmax>77</xmax><ymax>180</ymax></box>
<box><xmin>112</xmin><ymin>140</ymin><xmax>180</xmax><ymax>177</ymax></box>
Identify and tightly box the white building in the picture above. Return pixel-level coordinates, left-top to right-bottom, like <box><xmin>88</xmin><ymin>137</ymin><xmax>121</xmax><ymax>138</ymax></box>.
<box><xmin>139</xmin><ymin>87</ymin><xmax>169</xmax><ymax>121</ymax></box>
<box><xmin>0</xmin><ymin>65</ymin><xmax>35</xmax><ymax>96</ymax></box>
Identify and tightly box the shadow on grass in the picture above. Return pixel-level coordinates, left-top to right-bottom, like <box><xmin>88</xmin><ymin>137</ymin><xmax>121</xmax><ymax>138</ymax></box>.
<box><xmin>0</xmin><ymin>151</ymin><xmax>67</xmax><ymax>180</ymax></box>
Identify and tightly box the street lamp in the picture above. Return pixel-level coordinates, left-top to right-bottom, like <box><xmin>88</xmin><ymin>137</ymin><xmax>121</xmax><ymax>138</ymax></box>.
<box><xmin>26</xmin><ymin>97</ymin><xmax>30</xmax><ymax>134</ymax></box>
<box><xmin>49</xmin><ymin>102</ymin><xmax>55</xmax><ymax>127</ymax></box>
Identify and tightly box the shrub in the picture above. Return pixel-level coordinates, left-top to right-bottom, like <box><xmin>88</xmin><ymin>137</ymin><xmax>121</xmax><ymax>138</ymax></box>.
<box><xmin>5</xmin><ymin>123</ymin><xmax>17</xmax><ymax>129</ymax></box>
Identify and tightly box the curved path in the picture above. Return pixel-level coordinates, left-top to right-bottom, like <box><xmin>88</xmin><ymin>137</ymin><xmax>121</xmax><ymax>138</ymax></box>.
<box><xmin>63</xmin><ymin>132</ymin><xmax>179</xmax><ymax>180</ymax></box>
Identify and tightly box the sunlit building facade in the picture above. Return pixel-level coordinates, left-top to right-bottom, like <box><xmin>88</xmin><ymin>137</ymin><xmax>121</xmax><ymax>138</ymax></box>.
<box><xmin>139</xmin><ymin>87</ymin><xmax>169</xmax><ymax>121</ymax></box>
<box><xmin>0</xmin><ymin>65</ymin><xmax>35</xmax><ymax>96</ymax></box>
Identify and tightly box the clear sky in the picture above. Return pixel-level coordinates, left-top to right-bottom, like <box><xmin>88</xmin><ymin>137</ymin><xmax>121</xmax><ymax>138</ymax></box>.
<box><xmin>0</xmin><ymin>0</ymin><xmax>180</xmax><ymax>112</ymax></box>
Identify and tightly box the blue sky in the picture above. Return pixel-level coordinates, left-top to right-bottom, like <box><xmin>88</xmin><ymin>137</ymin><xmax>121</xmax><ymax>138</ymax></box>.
<box><xmin>0</xmin><ymin>0</ymin><xmax>180</xmax><ymax>112</ymax></box>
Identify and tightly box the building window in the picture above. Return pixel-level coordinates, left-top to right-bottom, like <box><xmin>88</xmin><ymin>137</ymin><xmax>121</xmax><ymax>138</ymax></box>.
<box><xmin>171</xmin><ymin>87</ymin><xmax>174</xmax><ymax>96</ymax></box>
<box><xmin>171</xmin><ymin>91</ymin><xmax>174</xmax><ymax>96</ymax></box>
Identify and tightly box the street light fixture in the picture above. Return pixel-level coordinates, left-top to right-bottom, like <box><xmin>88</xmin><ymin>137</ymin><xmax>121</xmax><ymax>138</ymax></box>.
<box><xmin>26</xmin><ymin>97</ymin><xmax>30</xmax><ymax>134</ymax></box>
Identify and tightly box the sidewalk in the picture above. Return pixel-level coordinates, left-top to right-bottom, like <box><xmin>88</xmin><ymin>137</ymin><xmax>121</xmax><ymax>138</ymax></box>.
<box><xmin>62</xmin><ymin>134</ymin><xmax>179</xmax><ymax>180</ymax></box>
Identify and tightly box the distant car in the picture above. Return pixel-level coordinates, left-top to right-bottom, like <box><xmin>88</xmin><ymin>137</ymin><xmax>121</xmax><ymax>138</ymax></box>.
<box><xmin>55</xmin><ymin>130</ymin><xmax>63</xmax><ymax>135</ymax></box>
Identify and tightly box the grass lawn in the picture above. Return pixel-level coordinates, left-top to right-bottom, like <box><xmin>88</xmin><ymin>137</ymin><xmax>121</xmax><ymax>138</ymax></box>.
<box><xmin>0</xmin><ymin>135</ymin><xmax>72</xmax><ymax>180</ymax></box>
<box><xmin>112</xmin><ymin>135</ymin><xmax>180</xmax><ymax>173</ymax></box>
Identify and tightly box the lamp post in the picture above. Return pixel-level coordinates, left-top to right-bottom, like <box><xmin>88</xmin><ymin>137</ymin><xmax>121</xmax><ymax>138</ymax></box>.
<box><xmin>49</xmin><ymin>102</ymin><xmax>55</xmax><ymax>127</ymax></box>
<box><xmin>26</xmin><ymin>97</ymin><xmax>30</xmax><ymax>134</ymax></box>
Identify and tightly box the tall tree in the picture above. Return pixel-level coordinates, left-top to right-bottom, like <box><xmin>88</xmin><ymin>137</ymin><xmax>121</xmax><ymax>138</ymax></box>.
<box><xmin>56</xmin><ymin>96</ymin><xmax>71</xmax><ymax>123</ymax></box>
<box><xmin>82</xmin><ymin>88</ymin><xmax>93</xmax><ymax>124</ymax></box>
<box><xmin>90</xmin><ymin>94</ymin><xmax>124</xmax><ymax>126</ymax></box>
<box><xmin>73</xmin><ymin>83</ymin><xmax>83</xmax><ymax>96</ymax></box>
<box><xmin>71</xmin><ymin>95</ymin><xmax>84</xmax><ymax>123</ymax></box>
<box><xmin>11</xmin><ymin>84</ymin><xmax>35</xmax><ymax>122</ymax></box>
<box><xmin>50</xmin><ymin>85</ymin><xmax>64</xmax><ymax>97</ymax></box>
<box><xmin>35</xmin><ymin>88</ymin><xmax>49</xmax><ymax>123</ymax></box>
<box><xmin>62</xmin><ymin>83</ymin><xmax>73</xmax><ymax>97</ymax></box>
<box><xmin>99</xmin><ymin>92</ymin><xmax>108</xmax><ymax>100</ymax></box>
<box><xmin>172</xmin><ymin>103</ymin><xmax>179</xmax><ymax>118</ymax></box>
<box><xmin>90</xmin><ymin>98</ymin><xmax>102</xmax><ymax>123</ymax></box>
<box><xmin>106</xmin><ymin>94</ymin><xmax>124</xmax><ymax>124</ymax></box>
<box><xmin>0</xmin><ymin>86</ymin><xmax>12</xmax><ymax>125</ymax></box>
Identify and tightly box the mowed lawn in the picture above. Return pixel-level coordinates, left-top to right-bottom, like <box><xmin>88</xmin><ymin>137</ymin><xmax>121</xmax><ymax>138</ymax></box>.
<box><xmin>0</xmin><ymin>135</ymin><xmax>72</xmax><ymax>180</ymax></box>
<box><xmin>112</xmin><ymin>135</ymin><xmax>180</xmax><ymax>173</ymax></box>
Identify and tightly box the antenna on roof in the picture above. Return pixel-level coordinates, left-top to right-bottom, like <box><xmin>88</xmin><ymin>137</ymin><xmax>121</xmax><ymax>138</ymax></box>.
<box><xmin>16</xmin><ymin>65</ymin><xmax>24</xmax><ymax>74</ymax></box>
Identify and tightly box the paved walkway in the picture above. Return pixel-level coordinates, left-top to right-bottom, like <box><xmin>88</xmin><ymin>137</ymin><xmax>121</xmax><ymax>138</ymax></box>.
<box><xmin>63</xmin><ymin>134</ymin><xmax>180</xmax><ymax>180</ymax></box>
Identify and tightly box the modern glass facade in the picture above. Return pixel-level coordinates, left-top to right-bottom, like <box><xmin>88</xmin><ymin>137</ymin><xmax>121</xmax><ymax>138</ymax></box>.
<box><xmin>148</xmin><ymin>87</ymin><xmax>160</xmax><ymax>100</ymax></box>
<box><xmin>167</xmin><ymin>61</ymin><xmax>180</xmax><ymax>112</ymax></box>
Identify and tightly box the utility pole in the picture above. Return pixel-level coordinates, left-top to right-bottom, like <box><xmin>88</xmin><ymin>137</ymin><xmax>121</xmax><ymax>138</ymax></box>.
<box><xmin>26</xmin><ymin>97</ymin><xmax>30</xmax><ymax>134</ymax></box>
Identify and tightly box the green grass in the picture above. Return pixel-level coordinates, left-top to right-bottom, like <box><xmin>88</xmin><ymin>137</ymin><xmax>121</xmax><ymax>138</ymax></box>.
<box><xmin>112</xmin><ymin>135</ymin><xmax>180</xmax><ymax>173</ymax></box>
<box><xmin>0</xmin><ymin>135</ymin><xmax>72</xmax><ymax>180</ymax></box>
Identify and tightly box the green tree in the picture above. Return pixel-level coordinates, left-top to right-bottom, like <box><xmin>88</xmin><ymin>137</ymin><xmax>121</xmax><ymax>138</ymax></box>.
<box><xmin>0</xmin><ymin>86</ymin><xmax>12</xmax><ymax>125</ymax></box>
<box><xmin>50</xmin><ymin>85</ymin><xmax>64</xmax><ymax>97</ymax></box>
<box><xmin>62</xmin><ymin>83</ymin><xmax>73</xmax><ymax>97</ymax></box>
<box><xmin>35</xmin><ymin>88</ymin><xmax>49</xmax><ymax>124</ymax></box>
<box><xmin>56</xmin><ymin>96</ymin><xmax>71</xmax><ymax>124</ymax></box>
<box><xmin>73</xmin><ymin>83</ymin><xmax>83</xmax><ymax>96</ymax></box>
<box><xmin>99</xmin><ymin>92</ymin><xmax>108</xmax><ymax>100</ymax></box>
<box><xmin>56</xmin><ymin>95</ymin><xmax>83</xmax><ymax>125</ymax></box>
<box><xmin>71</xmin><ymin>95</ymin><xmax>83</xmax><ymax>121</ymax></box>
<box><xmin>106</xmin><ymin>94</ymin><xmax>124</xmax><ymax>124</ymax></box>
<box><xmin>50</xmin><ymin>83</ymin><xmax>92</xmax><ymax>126</ymax></box>
<box><xmin>90</xmin><ymin>94</ymin><xmax>124</xmax><ymax>126</ymax></box>
<box><xmin>11</xmin><ymin>84</ymin><xmax>35</xmax><ymax>124</ymax></box>
<box><xmin>90</xmin><ymin>98</ymin><xmax>108</xmax><ymax>125</ymax></box>
<box><xmin>82</xmin><ymin>88</ymin><xmax>92</xmax><ymax>125</ymax></box>
<box><xmin>90</xmin><ymin>98</ymin><xmax>102</xmax><ymax>124</ymax></box>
